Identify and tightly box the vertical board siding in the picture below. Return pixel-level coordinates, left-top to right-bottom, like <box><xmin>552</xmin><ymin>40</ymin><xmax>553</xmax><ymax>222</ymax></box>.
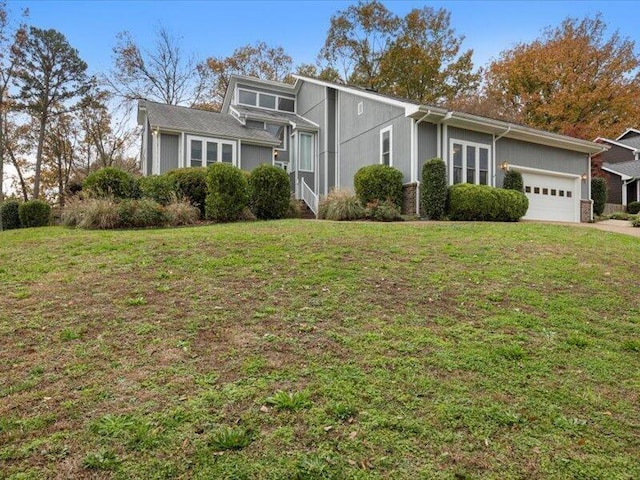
<box><xmin>604</xmin><ymin>171</ymin><xmax>623</xmax><ymax>204</ymax></box>
<box><xmin>240</xmin><ymin>144</ymin><xmax>273</xmax><ymax>171</ymax></box>
<box><xmin>326</xmin><ymin>88</ymin><xmax>337</xmax><ymax>194</ymax></box>
<box><xmin>146</xmin><ymin>121</ymin><xmax>153</xmax><ymax>175</ymax></box>
<box><xmin>599</xmin><ymin>144</ymin><xmax>634</xmax><ymax>163</ymax></box>
<box><xmin>417</xmin><ymin>122</ymin><xmax>438</xmax><ymax>179</ymax></box>
<box><xmin>447</xmin><ymin>126</ymin><xmax>493</xmax><ymax>146</ymax></box>
<box><xmin>496</xmin><ymin>137</ymin><xmax>590</xmax><ymax>199</ymax></box>
<box><xmin>160</xmin><ymin>133</ymin><xmax>179</xmax><ymax>173</ymax></box>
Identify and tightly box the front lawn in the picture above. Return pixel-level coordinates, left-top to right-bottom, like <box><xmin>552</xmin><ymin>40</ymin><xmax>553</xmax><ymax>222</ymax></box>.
<box><xmin>1</xmin><ymin>221</ymin><xmax>639</xmax><ymax>479</ymax></box>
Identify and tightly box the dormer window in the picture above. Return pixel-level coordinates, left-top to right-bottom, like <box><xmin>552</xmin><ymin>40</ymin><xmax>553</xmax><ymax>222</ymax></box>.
<box><xmin>237</xmin><ymin>88</ymin><xmax>295</xmax><ymax>112</ymax></box>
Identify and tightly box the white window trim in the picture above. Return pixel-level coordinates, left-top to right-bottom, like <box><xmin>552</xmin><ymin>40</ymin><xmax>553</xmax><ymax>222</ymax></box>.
<box><xmin>186</xmin><ymin>135</ymin><xmax>236</xmax><ymax>167</ymax></box>
<box><xmin>449</xmin><ymin>138</ymin><xmax>491</xmax><ymax>186</ymax></box>
<box><xmin>237</xmin><ymin>88</ymin><xmax>296</xmax><ymax>113</ymax></box>
<box><xmin>357</xmin><ymin>101</ymin><xmax>363</xmax><ymax>116</ymax></box>
<box><xmin>298</xmin><ymin>132</ymin><xmax>314</xmax><ymax>173</ymax></box>
<box><xmin>380</xmin><ymin>125</ymin><xmax>393</xmax><ymax>166</ymax></box>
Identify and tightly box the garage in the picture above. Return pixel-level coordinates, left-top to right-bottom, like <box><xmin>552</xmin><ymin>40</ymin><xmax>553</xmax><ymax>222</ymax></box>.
<box><xmin>518</xmin><ymin>169</ymin><xmax>581</xmax><ymax>222</ymax></box>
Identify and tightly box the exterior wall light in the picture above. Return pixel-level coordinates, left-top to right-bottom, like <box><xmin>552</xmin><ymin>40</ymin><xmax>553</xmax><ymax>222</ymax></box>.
<box><xmin>581</xmin><ymin>173</ymin><xmax>588</xmax><ymax>181</ymax></box>
<box><xmin>500</xmin><ymin>161</ymin><xmax>509</xmax><ymax>171</ymax></box>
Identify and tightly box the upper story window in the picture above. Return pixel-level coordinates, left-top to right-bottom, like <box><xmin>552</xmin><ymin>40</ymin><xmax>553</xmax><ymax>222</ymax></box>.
<box><xmin>237</xmin><ymin>88</ymin><xmax>295</xmax><ymax>113</ymax></box>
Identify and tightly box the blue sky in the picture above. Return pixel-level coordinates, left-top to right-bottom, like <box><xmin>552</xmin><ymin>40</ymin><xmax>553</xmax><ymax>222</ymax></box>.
<box><xmin>8</xmin><ymin>0</ymin><xmax>639</xmax><ymax>76</ymax></box>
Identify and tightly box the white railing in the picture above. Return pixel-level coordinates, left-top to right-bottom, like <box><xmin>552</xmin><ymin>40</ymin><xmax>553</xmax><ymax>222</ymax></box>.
<box><xmin>300</xmin><ymin>177</ymin><xmax>318</xmax><ymax>216</ymax></box>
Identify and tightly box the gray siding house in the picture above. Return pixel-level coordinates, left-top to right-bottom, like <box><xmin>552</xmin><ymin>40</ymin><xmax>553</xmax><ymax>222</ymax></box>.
<box><xmin>138</xmin><ymin>74</ymin><xmax>606</xmax><ymax>223</ymax></box>
<box><xmin>594</xmin><ymin>129</ymin><xmax>640</xmax><ymax>206</ymax></box>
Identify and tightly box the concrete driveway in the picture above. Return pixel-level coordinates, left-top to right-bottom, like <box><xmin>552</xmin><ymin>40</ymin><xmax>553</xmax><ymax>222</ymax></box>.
<box><xmin>588</xmin><ymin>219</ymin><xmax>640</xmax><ymax>237</ymax></box>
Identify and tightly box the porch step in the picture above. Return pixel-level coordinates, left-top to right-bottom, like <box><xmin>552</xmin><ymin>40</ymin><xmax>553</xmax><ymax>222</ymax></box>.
<box><xmin>296</xmin><ymin>199</ymin><xmax>316</xmax><ymax>219</ymax></box>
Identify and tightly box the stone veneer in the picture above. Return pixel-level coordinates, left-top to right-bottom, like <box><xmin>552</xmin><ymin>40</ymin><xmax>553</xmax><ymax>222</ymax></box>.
<box><xmin>580</xmin><ymin>199</ymin><xmax>592</xmax><ymax>223</ymax></box>
<box><xmin>402</xmin><ymin>182</ymin><xmax>418</xmax><ymax>216</ymax></box>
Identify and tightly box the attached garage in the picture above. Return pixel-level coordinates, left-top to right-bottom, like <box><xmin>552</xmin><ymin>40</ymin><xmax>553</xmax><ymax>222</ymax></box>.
<box><xmin>516</xmin><ymin>167</ymin><xmax>581</xmax><ymax>222</ymax></box>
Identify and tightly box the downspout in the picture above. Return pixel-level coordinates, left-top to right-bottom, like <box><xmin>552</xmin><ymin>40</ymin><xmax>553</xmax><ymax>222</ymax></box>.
<box><xmin>493</xmin><ymin>126</ymin><xmax>511</xmax><ymax>187</ymax></box>
<box><xmin>414</xmin><ymin>110</ymin><xmax>433</xmax><ymax>216</ymax></box>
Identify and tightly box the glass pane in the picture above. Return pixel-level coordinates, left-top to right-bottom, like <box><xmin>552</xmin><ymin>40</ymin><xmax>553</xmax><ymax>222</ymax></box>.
<box><xmin>466</xmin><ymin>145</ymin><xmax>476</xmax><ymax>183</ymax></box>
<box><xmin>479</xmin><ymin>171</ymin><xmax>488</xmax><ymax>185</ymax></box>
<box><xmin>206</xmin><ymin>142</ymin><xmax>217</xmax><ymax>165</ymax></box>
<box><xmin>238</xmin><ymin>90</ymin><xmax>257</xmax><ymax>106</ymax></box>
<box><xmin>453</xmin><ymin>144</ymin><xmax>462</xmax><ymax>167</ymax></box>
<box><xmin>453</xmin><ymin>167</ymin><xmax>462</xmax><ymax>184</ymax></box>
<box><xmin>259</xmin><ymin>94</ymin><xmax>276</xmax><ymax>109</ymax></box>
<box><xmin>191</xmin><ymin>140</ymin><xmax>202</xmax><ymax>167</ymax></box>
<box><xmin>382</xmin><ymin>152</ymin><xmax>390</xmax><ymax>166</ymax></box>
<box><xmin>300</xmin><ymin>133</ymin><xmax>312</xmax><ymax>171</ymax></box>
<box><xmin>221</xmin><ymin>144</ymin><xmax>233</xmax><ymax>163</ymax></box>
<box><xmin>278</xmin><ymin>97</ymin><xmax>295</xmax><ymax>112</ymax></box>
<box><xmin>479</xmin><ymin>148</ymin><xmax>488</xmax><ymax>170</ymax></box>
<box><xmin>266</xmin><ymin>123</ymin><xmax>285</xmax><ymax>148</ymax></box>
<box><xmin>566</xmin><ymin>191</ymin><xmax>572</xmax><ymax>198</ymax></box>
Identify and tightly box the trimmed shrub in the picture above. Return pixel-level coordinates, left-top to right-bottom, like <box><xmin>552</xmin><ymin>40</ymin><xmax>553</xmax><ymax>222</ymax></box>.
<box><xmin>627</xmin><ymin>201</ymin><xmax>640</xmax><ymax>215</ymax></box>
<box><xmin>139</xmin><ymin>175</ymin><xmax>175</xmax><ymax>205</ymax></box>
<box><xmin>318</xmin><ymin>189</ymin><xmax>365</xmax><ymax>221</ymax></box>
<box><xmin>117</xmin><ymin>198</ymin><xmax>168</xmax><ymax>228</ymax></box>
<box><xmin>0</xmin><ymin>200</ymin><xmax>21</xmax><ymax>230</ymax></box>
<box><xmin>354</xmin><ymin>164</ymin><xmax>403</xmax><ymax>209</ymax></box>
<box><xmin>18</xmin><ymin>200</ymin><xmax>51</xmax><ymax>228</ymax></box>
<box><xmin>205</xmin><ymin>163</ymin><xmax>249</xmax><ymax>222</ymax></box>
<box><xmin>448</xmin><ymin>183</ymin><xmax>528</xmax><ymax>222</ymax></box>
<box><xmin>248</xmin><ymin>164</ymin><xmax>291</xmax><ymax>219</ymax></box>
<box><xmin>591</xmin><ymin>177</ymin><xmax>607</xmax><ymax>217</ymax></box>
<box><xmin>632</xmin><ymin>216</ymin><xmax>640</xmax><ymax>228</ymax></box>
<box><xmin>165</xmin><ymin>168</ymin><xmax>207</xmax><ymax>217</ymax></box>
<box><xmin>503</xmin><ymin>170</ymin><xmax>524</xmax><ymax>193</ymax></box>
<box><xmin>365</xmin><ymin>199</ymin><xmax>403</xmax><ymax>222</ymax></box>
<box><xmin>421</xmin><ymin>158</ymin><xmax>447</xmax><ymax>220</ymax></box>
<box><xmin>83</xmin><ymin>167</ymin><xmax>140</xmax><ymax>199</ymax></box>
<box><xmin>165</xmin><ymin>198</ymin><xmax>201</xmax><ymax>226</ymax></box>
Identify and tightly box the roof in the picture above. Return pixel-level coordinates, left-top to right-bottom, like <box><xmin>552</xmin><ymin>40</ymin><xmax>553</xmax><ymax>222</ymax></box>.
<box><xmin>616</xmin><ymin>128</ymin><xmax>640</xmax><ymax>141</ymax></box>
<box><xmin>619</xmin><ymin>135</ymin><xmax>640</xmax><ymax>151</ymax></box>
<box><xmin>595</xmin><ymin>136</ymin><xmax>638</xmax><ymax>152</ymax></box>
<box><xmin>231</xmin><ymin>104</ymin><xmax>318</xmax><ymax>130</ymax></box>
<box><xmin>602</xmin><ymin>160</ymin><xmax>640</xmax><ymax>180</ymax></box>
<box><xmin>138</xmin><ymin>100</ymin><xmax>280</xmax><ymax>146</ymax></box>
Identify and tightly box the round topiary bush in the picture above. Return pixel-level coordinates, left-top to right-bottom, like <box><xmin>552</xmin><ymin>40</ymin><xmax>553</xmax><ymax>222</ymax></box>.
<box><xmin>591</xmin><ymin>177</ymin><xmax>607</xmax><ymax>217</ymax></box>
<box><xmin>503</xmin><ymin>170</ymin><xmax>524</xmax><ymax>193</ymax></box>
<box><xmin>448</xmin><ymin>183</ymin><xmax>528</xmax><ymax>222</ymax></box>
<box><xmin>139</xmin><ymin>175</ymin><xmax>175</xmax><ymax>205</ymax></box>
<box><xmin>0</xmin><ymin>199</ymin><xmax>21</xmax><ymax>230</ymax></box>
<box><xmin>421</xmin><ymin>158</ymin><xmax>447</xmax><ymax>220</ymax></box>
<box><xmin>205</xmin><ymin>163</ymin><xmax>249</xmax><ymax>222</ymax></box>
<box><xmin>248</xmin><ymin>164</ymin><xmax>291</xmax><ymax>219</ymax></box>
<box><xmin>354</xmin><ymin>164</ymin><xmax>403</xmax><ymax>209</ymax></box>
<box><xmin>627</xmin><ymin>201</ymin><xmax>640</xmax><ymax>215</ymax></box>
<box><xmin>83</xmin><ymin>167</ymin><xmax>140</xmax><ymax>199</ymax></box>
<box><xmin>18</xmin><ymin>200</ymin><xmax>51</xmax><ymax>228</ymax></box>
<box><xmin>165</xmin><ymin>168</ymin><xmax>207</xmax><ymax>217</ymax></box>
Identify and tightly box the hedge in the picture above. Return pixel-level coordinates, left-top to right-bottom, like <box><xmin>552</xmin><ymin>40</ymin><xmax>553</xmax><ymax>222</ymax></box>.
<box><xmin>205</xmin><ymin>163</ymin><xmax>248</xmax><ymax>222</ymax></box>
<box><xmin>503</xmin><ymin>170</ymin><xmax>524</xmax><ymax>193</ymax></box>
<box><xmin>18</xmin><ymin>200</ymin><xmax>51</xmax><ymax>228</ymax></box>
<box><xmin>421</xmin><ymin>158</ymin><xmax>447</xmax><ymax>219</ymax></box>
<box><xmin>0</xmin><ymin>200</ymin><xmax>21</xmax><ymax>230</ymax></box>
<box><xmin>165</xmin><ymin>168</ymin><xmax>207</xmax><ymax>217</ymax></box>
<box><xmin>354</xmin><ymin>164</ymin><xmax>403</xmax><ymax>209</ymax></box>
<box><xmin>139</xmin><ymin>175</ymin><xmax>175</xmax><ymax>205</ymax></box>
<box><xmin>448</xmin><ymin>183</ymin><xmax>529</xmax><ymax>222</ymax></box>
<box><xmin>248</xmin><ymin>164</ymin><xmax>291</xmax><ymax>219</ymax></box>
<box><xmin>83</xmin><ymin>167</ymin><xmax>140</xmax><ymax>199</ymax></box>
<box><xmin>591</xmin><ymin>177</ymin><xmax>607</xmax><ymax>217</ymax></box>
<box><xmin>627</xmin><ymin>201</ymin><xmax>640</xmax><ymax>215</ymax></box>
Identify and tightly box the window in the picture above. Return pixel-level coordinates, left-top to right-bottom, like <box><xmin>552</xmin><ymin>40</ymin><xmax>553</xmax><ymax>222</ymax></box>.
<box><xmin>237</xmin><ymin>88</ymin><xmax>295</xmax><ymax>112</ymax></box>
<box><xmin>380</xmin><ymin>126</ymin><xmax>392</xmax><ymax>166</ymax></box>
<box><xmin>566</xmin><ymin>191</ymin><xmax>572</xmax><ymax>198</ymax></box>
<box><xmin>265</xmin><ymin>123</ymin><xmax>287</xmax><ymax>150</ymax></box>
<box><xmin>543</xmin><ymin>188</ymin><xmax>549</xmax><ymax>195</ymax></box>
<box><xmin>534</xmin><ymin>187</ymin><xmax>540</xmax><ymax>194</ymax></box>
<box><xmin>525</xmin><ymin>186</ymin><xmax>531</xmax><ymax>193</ymax></box>
<box><xmin>357</xmin><ymin>101</ymin><xmax>363</xmax><ymax>115</ymax></box>
<box><xmin>187</xmin><ymin>136</ymin><xmax>235</xmax><ymax>167</ymax></box>
<box><xmin>450</xmin><ymin>140</ymin><xmax>490</xmax><ymax>185</ymax></box>
<box><xmin>551</xmin><ymin>189</ymin><xmax>557</xmax><ymax>196</ymax></box>
<box><xmin>299</xmin><ymin>132</ymin><xmax>313</xmax><ymax>172</ymax></box>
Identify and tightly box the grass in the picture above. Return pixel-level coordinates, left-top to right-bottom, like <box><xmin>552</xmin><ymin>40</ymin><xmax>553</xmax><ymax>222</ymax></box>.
<box><xmin>1</xmin><ymin>220</ymin><xmax>639</xmax><ymax>479</ymax></box>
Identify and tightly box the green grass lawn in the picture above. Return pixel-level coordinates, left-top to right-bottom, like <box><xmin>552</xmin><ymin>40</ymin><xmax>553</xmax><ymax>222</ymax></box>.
<box><xmin>1</xmin><ymin>220</ymin><xmax>639</xmax><ymax>479</ymax></box>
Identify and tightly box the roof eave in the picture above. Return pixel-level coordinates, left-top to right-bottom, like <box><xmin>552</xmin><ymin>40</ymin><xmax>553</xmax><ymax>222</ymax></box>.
<box><xmin>149</xmin><ymin>123</ymin><xmax>280</xmax><ymax>147</ymax></box>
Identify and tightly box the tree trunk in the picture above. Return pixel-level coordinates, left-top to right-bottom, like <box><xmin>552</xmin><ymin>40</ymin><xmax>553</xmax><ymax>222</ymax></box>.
<box><xmin>33</xmin><ymin>111</ymin><xmax>48</xmax><ymax>199</ymax></box>
<box><xmin>57</xmin><ymin>152</ymin><xmax>65</xmax><ymax>208</ymax></box>
<box><xmin>8</xmin><ymin>146</ymin><xmax>28</xmax><ymax>201</ymax></box>
<box><xmin>0</xmin><ymin>107</ymin><xmax>4</xmax><ymax>203</ymax></box>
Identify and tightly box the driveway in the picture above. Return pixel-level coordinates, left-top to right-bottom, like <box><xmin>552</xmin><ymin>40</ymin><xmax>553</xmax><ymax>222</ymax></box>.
<box><xmin>588</xmin><ymin>219</ymin><xmax>640</xmax><ymax>237</ymax></box>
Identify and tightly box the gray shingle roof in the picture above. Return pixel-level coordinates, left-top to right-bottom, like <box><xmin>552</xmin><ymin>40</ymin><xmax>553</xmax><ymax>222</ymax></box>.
<box><xmin>618</xmin><ymin>135</ymin><xmax>640</xmax><ymax>150</ymax></box>
<box><xmin>603</xmin><ymin>160</ymin><xmax>640</xmax><ymax>179</ymax></box>
<box><xmin>140</xmin><ymin>100</ymin><xmax>280</xmax><ymax>146</ymax></box>
<box><xmin>232</xmin><ymin>105</ymin><xmax>318</xmax><ymax>129</ymax></box>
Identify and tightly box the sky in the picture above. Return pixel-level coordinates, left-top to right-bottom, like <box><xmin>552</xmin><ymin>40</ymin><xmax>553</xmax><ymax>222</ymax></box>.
<box><xmin>7</xmin><ymin>0</ymin><xmax>639</xmax><ymax>77</ymax></box>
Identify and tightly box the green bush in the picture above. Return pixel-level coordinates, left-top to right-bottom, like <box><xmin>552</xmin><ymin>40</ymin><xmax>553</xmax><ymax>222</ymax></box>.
<box><xmin>0</xmin><ymin>200</ymin><xmax>21</xmax><ymax>230</ymax></box>
<box><xmin>165</xmin><ymin>168</ymin><xmax>207</xmax><ymax>217</ymax></box>
<box><xmin>632</xmin><ymin>217</ymin><xmax>640</xmax><ymax>228</ymax></box>
<box><xmin>448</xmin><ymin>183</ymin><xmax>528</xmax><ymax>222</ymax></box>
<box><xmin>365</xmin><ymin>199</ymin><xmax>403</xmax><ymax>222</ymax></box>
<box><xmin>139</xmin><ymin>175</ymin><xmax>175</xmax><ymax>205</ymax></box>
<box><xmin>165</xmin><ymin>198</ymin><xmax>201</xmax><ymax>226</ymax></box>
<box><xmin>83</xmin><ymin>167</ymin><xmax>140</xmax><ymax>199</ymax></box>
<box><xmin>18</xmin><ymin>200</ymin><xmax>51</xmax><ymax>228</ymax></box>
<box><xmin>117</xmin><ymin>198</ymin><xmax>168</xmax><ymax>228</ymax></box>
<box><xmin>248</xmin><ymin>164</ymin><xmax>291</xmax><ymax>219</ymax></box>
<box><xmin>503</xmin><ymin>170</ymin><xmax>524</xmax><ymax>192</ymax></box>
<box><xmin>354</xmin><ymin>164</ymin><xmax>403</xmax><ymax>209</ymax></box>
<box><xmin>421</xmin><ymin>158</ymin><xmax>447</xmax><ymax>220</ymax></box>
<box><xmin>205</xmin><ymin>163</ymin><xmax>249</xmax><ymax>222</ymax></box>
<box><xmin>591</xmin><ymin>177</ymin><xmax>607</xmax><ymax>217</ymax></box>
<box><xmin>627</xmin><ymin>201</ymin><xmax>640</xmax><ymax>215</ymax></box>
<box><xmin>318</xmin><ymin>190</ymin><xmax>365</xmax><ymax>221</ymax></box>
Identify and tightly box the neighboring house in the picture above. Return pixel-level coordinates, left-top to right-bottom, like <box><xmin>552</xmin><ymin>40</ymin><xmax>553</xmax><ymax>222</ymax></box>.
<box><xmin>138</xmin><ymin>74</ymin><xmax>605</xmax><ymax>223</ymax></box>
<box><xmin>594</xmin><ymin>129</ymin><xmax>640</xmax><ymax>207</ymax></box>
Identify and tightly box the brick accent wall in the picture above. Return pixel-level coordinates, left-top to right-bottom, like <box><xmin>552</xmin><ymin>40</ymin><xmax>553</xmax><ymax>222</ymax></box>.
<box><xmin>580</xmin><ymin>200</ymin><xmax>592</xmax><ymax>223</ymax></box>
<box><xmin>402</xmin><ymin>182</ymin><xmax>418</xmax><ymax>216</ymax></box>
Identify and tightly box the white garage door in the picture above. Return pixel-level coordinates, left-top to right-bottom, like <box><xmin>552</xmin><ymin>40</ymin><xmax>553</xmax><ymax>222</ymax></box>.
<box><xmin>520</xmin><ymin>171</ymin><xmax>579</xmax><ymax>222</ymax></box>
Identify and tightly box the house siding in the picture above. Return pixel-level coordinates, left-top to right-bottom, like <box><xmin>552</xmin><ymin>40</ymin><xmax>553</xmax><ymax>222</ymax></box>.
<box><xmin>337</xmin><ymin>91</ymin><xmax>411</xmax><ymax>188</ymax></box>
<box><xmin>241</xmin><ymin>144</ymin><xmax>273</xmax><ymax>171</ymax></box>
<box><xmin>495</xmin><ymin>138</ymin><xmax>590</xmax><ymax>200</ymax></box>
<box><xmin>603</xmin><ymin>171</ymin><xmax>623</xmax><ymax>204</ymax></box>
<box><xmin>417</xmin><ymin>122</ymin><xmax>438</xmax><ymax>179</ymax></box>
<box><xmin>160</xmin><ymin>133</ymin><xmax>179</xmax><ymax>172</ymax></box>
<box><xmin>325</xmin><ymin>87</ymin><xmax>337</xmax><ymax>195</ymax></box>
<box><xmin>146</xmin><ymin>120</ymin><xmax>153</xmax><ymax>175</ymax></box>
<box><xmin>297</xmin><ymin>81</ymin><xmax>325</xmax><ymax>193</ymax></box>
<box><xmin>599</xmin><ymin>144</ymin><xmax>634</xmax><ymax>164</ymax></box>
